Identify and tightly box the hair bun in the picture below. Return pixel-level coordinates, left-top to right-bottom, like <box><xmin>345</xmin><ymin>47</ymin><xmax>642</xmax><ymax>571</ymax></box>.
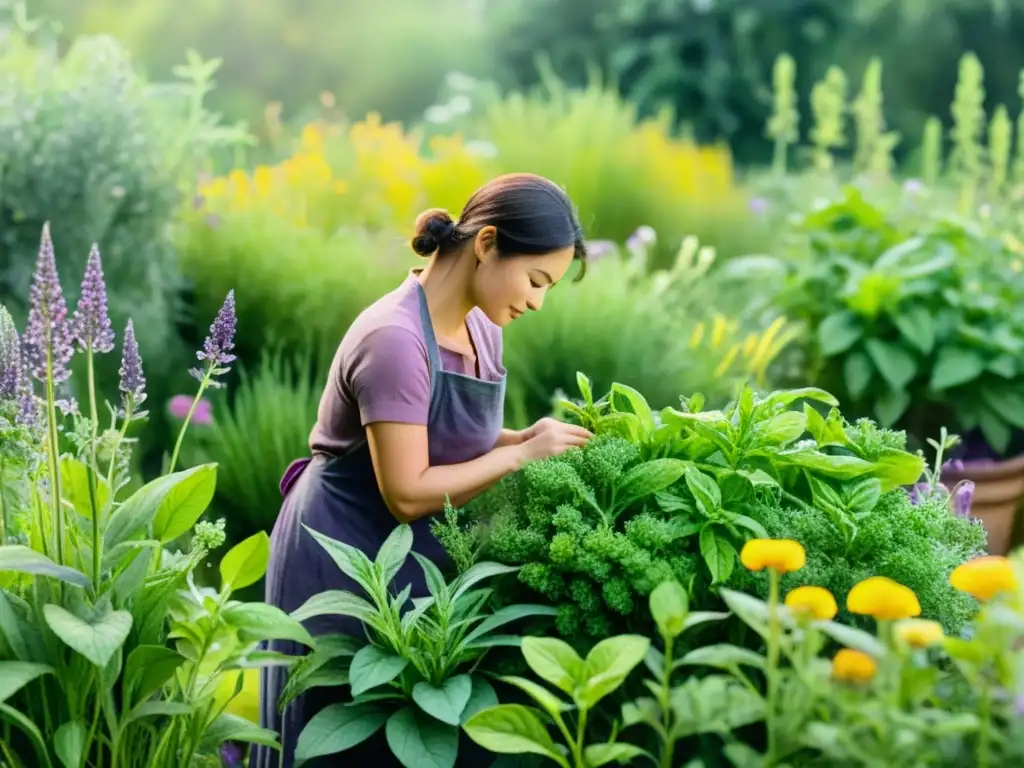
<box><xmin>411</xmin><ymin>208</ymin><xmax>457</xmax><ymax>256</ymax></box>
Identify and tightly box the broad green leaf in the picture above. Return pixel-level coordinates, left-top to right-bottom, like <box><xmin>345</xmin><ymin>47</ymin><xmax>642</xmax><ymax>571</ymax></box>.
<box><xmin>460</xmin><ymin>676</ymin><xmax>499</xmax><ymax>725</ymax></box>
<box><xmin>614</xmin><ymin>459</ymin><xmax>690</xmax><ymax>511</ymax></box>
<box><xmin>60</xmin><ymin>458</ymin><xmax>109</xmax><ymax>521</ymax></box>
<box><xmin>348</xmin><ymin>646</ymin><xmax>408</xmax><ymax>697</ymax></box>
<box><xmin>281</xmin><ymin>635</ymin><xmax>362</xmax><ymax>709</ymax></box>
<box><xmin>864</xmin><ymin>339</ymin><xmax>917</xmax><ymax>391</ymax></box>
<box><xmin>499</xmin><ymin>676</ymin><xmax>569</xmax><ymax>720</ymax></box>
<box><xmin>803</xmin><ymin>405</ymin><xmax>851</xmax><ymax>448</ymax></box>
<box><xmin>844</xmin><ymin>477</ymin><xmax>882</xmax><ymax>518</ymax></box>
<box><xmin>54</xmin><ymin>720</ymin><xmax>86</xmax><ymax>768</ymax></box>
<box><xmin>699</xmin><ymin>528</ymin><xmax>736</xmax><ymax>585</ymax></box>
<box><xmin>874</xmin><ymin>388</ymin><xmax>910</xmax><ymax>427</ymax></box>
<box><xmin>731</xmin><ymin>469</ymin><xmax>779</xmax><ymax>489</ymax></box>
<box><xmin>385</xmin><ymin>706</ymin><xmax>459</xmax><ymax>768</ymax></box>
<box><xmin>291</xmin><ymin>590</ymin><xmax>377</xmax><ymax>624</ymax></box>
<box><xmin>930</xmin><ymin>347</ymin><xmax>986</xmax><ymax>391</ymax></box>
<box><xmin>814</xmin><ymin>621</ymin><xmax>886</xmax><ymax>657</ymax></box>
<box><xmin>670</xmin><ymin>675</ymin><xmax>766</xmax><ymax>739</ymax></box>
<box><xmin>375</xmin><ymin>525</ymin><xmax>413</xmax><ymax>587</ymax></box>
<box><xmin>219</xmin><ymin>531</ymin><xmax>270</xmax><ymax>592</ymax></box>
<box><xmin>0</xmin><ymin>546</ymin><xmax>89</xmax><ymax>588</ymax></box>
<box><xmin>464</xmin><ymin>704</ymin><xmax>565</xmax><ymax>763</ymax></box>
<box><xmin>584</xmin><ymin>743</ymin><xmax>648</xmax><ymax>767</ymax></box>
<box><xmin>223</xmin><ymin>603</ymin><xmax>315</xmax><ymax>647</ymax></box>
<box><xmin>520</xmin><ymin>636</ymin><xmax>584</xmax><ymax>695</ymax></box>
<box><xmin>581</xmin><ymin>635</ymin><xmax>650</xmax><ymax>707</ymax></box>
<box><xmin>720</xmin><ymin>589</ymin><xmax>792</xmax><ymax>639</ymax></box>
<box><xmin>43</xmin><ymin>604</ymin><xmax>132</xmax><ymax>667</ymax></box>
<box><xmin>808</xmin><ymin>476</ymin><xmax>845</xmax><ymax>518</ymax></box>
<box><xmin>105</xmin><ymin>464</ymin><xmax>217</xmax><ymax>548</ymax></box>
<box><xmin>0</xmin><ymin>661</ymin><xmax>53</xmax><ymax>703</ymax></box>
<box><xmin>979</xmin><ymin>409</ymin><xmax>1012</xmax><ymax>456</ymax></box>
<box><xmin>892</xmin><ymin>306</ymin><xmax>935</xmax><ymax>354</ymax></box>
<box><xmin>294</xmin><ymin>703</ymin><xmax>387</xmax><ymax>762</ymax></box>
<box><xmin>775</xmin><ymin>450</ymin><xmax>872</xmax><ymax>479</ymax></box>
<box><xmin>684</xmin><ymin>466</ymin><xmax>721</xmax><ymax>516</ymax></box>
<box><xmin>982</xmin><ymin>388</ymin><xmax>1024</xmax><ymax>430</ymax></box>
<box><xmin>151</xmin><ymin>463</ymin><xmax>218</xmax><ymax>543</ymax></box>
<box><xmin>201</xmin><ymin>713</ymin><xmax>280</xmax><ymax>749</ymax></box>
<box><xmin>412</xmin><ymin>552</ymin><xmax>449</xmax><ymax>604</ymax></box>
<box><xmin>870</xmin><ymin>449</ymin><xmax>927</xmax><ymax>492</ymax></box>
<box><xmin>412</xmin><ymin>675</ymin><xmax>473</xmax><ymax>726</ymax></box>
<box><xmin>124</xmin><ymin>645</ymin><xmax>185</xmax><ymax>705</ymax></box>
<box><xmin>303</xmin><ymin>526</ymin><xmax>377</xmax><ymax>594</ymax></box>
<box><xmin>682</xmin><ymin>611</ymin><xmax>730</xmax><ymax>630</ymax></box>
<box><xmin>758</xmin><ymin>387</ymin><xmax>838</xmax><ymax>410</ymax></box>
<box><xmin>611</xmin><ymin>382</ymin><xmax>655</xmax><ymax>431</ymax></box>
<box><xmin>755</xmin><ymin>411</ymin><xmax>807</xmax><ymax>447</ymax></box>
<box><xmin>680</xmin><ymin>644</ymin><xmax>766</xmax><ymax>671</ymax></box>
<box><xmin>817</xmin><ymin>312</ymin><xmax>862</xmax><ymax>357</ymax></box>
<box><xmin>843</xmin><ymin>351</ymin><xmax>873</xmax><ymax>400</ymax></box>
<box><xmin>650</xmin><ymin>580</ymin><xmax>689</xmax><ymax>640</ymax></box>
<box><xmin>874</xmin><ymin>236</ymin><xmax>926</xmax><ymax>269</ymax></box>
<box><xmin>988</xmin><ymin>354</ymin><xmax>1016</xmax><ymax>378</ymax></box>
<box><xmin>461</xmin><ymin>604</ymin><xmax>557</xmax><ymax>648</ymax></box>
<box><xmin>726</xmin><ymin>513</ymin><xmax>768</xmax><ymax>539</ymax></box>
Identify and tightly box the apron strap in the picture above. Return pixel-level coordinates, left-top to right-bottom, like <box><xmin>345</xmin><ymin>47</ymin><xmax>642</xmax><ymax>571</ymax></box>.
<box><xmin>414</xmin><ymin>280</ymin><xmax>442</xmax><ymax>398</ymax></box>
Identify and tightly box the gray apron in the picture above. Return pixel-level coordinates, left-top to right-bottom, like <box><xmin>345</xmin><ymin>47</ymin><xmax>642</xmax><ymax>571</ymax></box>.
<box><xmin>251</xmin><ymin>281</ymin><xmax>506</xmax><ymax>768</ymax></box>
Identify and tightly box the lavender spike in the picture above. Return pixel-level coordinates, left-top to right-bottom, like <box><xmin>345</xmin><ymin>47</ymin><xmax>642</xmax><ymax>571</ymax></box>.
<box><xmin>22</xmin><ymin>223</ymin><xmax>74</xmax><ymax>383</ymax></box>
<box><xmin>72</xmin><ymin>244</ymin><xmax>115</xmax><ymax>354</ymax></box>
<box><xmin>0</xmin><ymin>306</ymin><xmax>19</xmax><ymax>400</ymax></box>
<box><xmin>190</xmin><ymin>289</ymin><xmax>237</xmax><ymax>387</ymax></box>
<box><xmin>118</xmin><ymin>319</ymin><xmax>146</xmax><ymax>405</ymax></box>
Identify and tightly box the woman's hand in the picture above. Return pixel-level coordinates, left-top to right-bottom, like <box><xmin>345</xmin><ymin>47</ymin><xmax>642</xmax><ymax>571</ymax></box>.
<box><xmin>518</xmin><ymin>417</ymin><xmax>592</xmax><ymax>463</ymax></box>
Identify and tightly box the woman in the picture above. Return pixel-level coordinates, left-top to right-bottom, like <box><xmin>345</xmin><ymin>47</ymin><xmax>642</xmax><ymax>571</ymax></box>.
<box><xmin>254</xmin><ymin>173</ymin><xmax>593</xmax><ymax>768</ymax></box>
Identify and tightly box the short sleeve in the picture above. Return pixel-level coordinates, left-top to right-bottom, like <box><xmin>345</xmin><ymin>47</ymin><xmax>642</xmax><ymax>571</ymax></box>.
<box><xmin>346</xmin><ymin>325</ymin><xmax>431</xmax><ymax>426</ymax></box>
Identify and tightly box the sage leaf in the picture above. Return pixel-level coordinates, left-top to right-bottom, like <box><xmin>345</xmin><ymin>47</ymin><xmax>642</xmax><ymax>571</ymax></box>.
<box><xmin>294</xmin><ymin>703</ymin><xmax>387</xmax><ymax>762</ymax></box>
<box><xmin>43</xmin><ymin>604</ymin><xmax>132</xmax><ymax>667</ymax></box>
<box><xmin>0</xmin><ymin>661</ymin><xmax>53</xmax><ymax>703</ymax></box>
<box><xmin>464</xmin><ymin>704</ymin><xmax>563</xmax><ymax>762</ymax></box>
<box><xmin>219</xmin><ymin>531</ymin><xmax>270</xmax><ymax>592</ymax></box>
<box><xmin>412</xmin><ymin>674</ymin><xmax>473</xmax><ymax>726</ymax></box>
<box><xmin>348</xmin><ymin>646</ymin><xmax>408</xmax><ymax>697</ymax></box>
<box><xmin>385</xmin><ymin>707</ymin><xmax>459</xmax><ymax>768</ymax></box>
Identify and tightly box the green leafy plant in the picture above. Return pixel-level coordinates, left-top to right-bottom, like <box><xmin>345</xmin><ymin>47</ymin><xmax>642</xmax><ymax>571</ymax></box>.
<box><xmin>463</xmin><ymin>634</ymin><xmax>649</xmax><ymax>768</ymax></box>
<box><xmin>284</xmin><ymin>524</ymin><xmax>558</xmax><ymax>768</ymax></box>
<box><xmin>769</xmin><ymin>186</ymin><xmax>1024</xmax><ymax>458</ymax></box>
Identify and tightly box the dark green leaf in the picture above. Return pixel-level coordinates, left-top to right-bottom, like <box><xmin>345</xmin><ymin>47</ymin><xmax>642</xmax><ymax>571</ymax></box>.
<box><xmin>614</xmin><ymin>459</ymin><xmax>690</xmax><ymax>511</ymax></box>
<box><xmin>375</xmin><ymin>525</ymin><xmax>413</xmax><ymax>587</ymax></box>
<box><xmin>611</xmin><ymin>383</ymin><xmax>655</xmax><ymax>431</ymax></box>
<box><xmin>151</xmin><ymin>464</ymin><xmax>218</xmax><ymax>543</ymax></box>
<box><xmin>874</xmin><ymin>388</ymin><xmax>911</xmax><ymax>427</ymax></box>
<box><xmin>412</xmin><ymin>675</ymin><xmax>473</xmax><ymax>726</ymax></box>
<box><xmin>981</xmin><ymin>388</ymin><xmax>1024</xmax><ymax>430</ymax></box>
<box><xmin>460</xmin><ymin>676</ymin><xmax>499</xmax><ymax>725</ymax></box>
<box><xmin>754</xmin><ymin>411</ymin><xmax>807</xmax><ymax>447</ymax></box>
<box><xmin>843</xmin><ymin>477</ymin><xmax>882</xmax><ymax>518</ymax></box>
<box><xmin>124</xmin><ymin>645</ymin><xmax>185</xmax><ymax>705</ymax></box>
<box><xmin>348</xmin><ymin>646</ymin><xmax>408</xmax><ymax>697</ymax></box>
<box><xmin>864</xmin><ymin>339</ymin><xmax>917</xmax><ymax>390</ymax></box>
<box><xmin>294</xmin><ymin>703</ymin><xmax>387</xmax><ymax>762</ymax></box>
<box><xmin>291</xmin><ymin>590</ymin><xmax>377</xmax><ymax>625</ymax></box>
<box><xmin>105</xmin><ymin>464</ymin><xmax>216</xmax><ymax>548</ymax></box>
<box><xmin>43</xmin><ymin>605</ymin><xmax>132</xmax><ymax>667</ymax></box>
<box><xmin>684</xmin><ymin>466</ymin><xmax>721</xmax><ymax>516</ymax></box>
<box><xmin>979</xmin><ymin>409</ymin><xmax>1012</xmax><ymax>456</ymax></box>
<box><xmin>461</xmin><ymin>604</ymin><xmax>557</xmax><ymax>649</ymax></box>
<box><xmin>0</xmin><ymin>661</ymin><xmax>53</xmax><ymax>703</ymax></box>
<box><xmin>930</xmin><ymin>347</ymin><xmax>986</xmax><ymax>391</ymax></box>
<box><xmin>0</xmin><ymin>546</ymin><xmax>89</xmax><ymax>588</ymax></box>
<box><xmin>385</xmin><ymin>707</ymin><xmax>459</xmax><ymax>768</ymax></box>
<box><xmin>54</xmin><ymin>720</ymin><xmax>86</xmax><ymax>768</ymax></box>
<box><xmin>988</xmin><ymin>354</ymin><xmax>1016</xmax><ymax>378</ymax></box>
<box><xmin>892</xmin><ymin>306</ymin><xmax>935</xmax><ymax>354</ymax></box>
<box><xmin>774</xmin><ymin>450</ymin><xmax>872</xmax><ymax>479</ymax></box>
<box><xmin>818</xmin><ymin>312</ymin><xmax>863</xmax><ymax>357</ymax></box>
<box><xmin>302</xmin><ymin>526</ymin><xmax>377</xmax><ymax>595</ymax></box>
<box><xmin>699</xmin><ymin>528</ymin><xmax>736</xmax><ymax>585</ymax></box>
<box><xmin>843</xmin><ymin>351</ymin><xmax>873</xmax><ymax>400</ymax></box>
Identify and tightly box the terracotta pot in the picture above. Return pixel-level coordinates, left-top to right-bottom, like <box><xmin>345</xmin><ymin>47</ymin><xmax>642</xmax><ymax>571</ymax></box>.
<box><xmin>943</xmin><ymin>454</ymin><xmax>1024</xmax><ymax>555</ymax></box>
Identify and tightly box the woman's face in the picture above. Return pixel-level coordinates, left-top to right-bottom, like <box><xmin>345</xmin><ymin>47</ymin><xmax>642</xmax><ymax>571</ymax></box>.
<box><xmin>470</xmin><ymin>228</ymin><xmax>575</xmax><ymax>327</ymax></box>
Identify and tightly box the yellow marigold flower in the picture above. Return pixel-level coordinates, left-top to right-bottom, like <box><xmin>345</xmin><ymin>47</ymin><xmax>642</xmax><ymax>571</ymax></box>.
<box><xmin>831</xmin><ymin>648</ymin><xmax>877</xmax><ymax>683</ymax></box>
<box><xmin>740</xmin><ymin>539</ymin><xmax>806</xmax><ymax>573</ymax></box>
<box><xmin>950</xmin><ymin>555</ymin><xmax>1019</xmax><ymax>602</ymax></box>
<box><xmin>895</xmin><ymin>619</ymin><xmax>944</xmax><ymax>649</ymax></box>
<box><xmin>847</xmin><ymin>576</ymin><xmax>921</xmax><ymax>620</ymax></box>
<box><xmin>784</xmin><ymin>586</ymin><xmax>838</xmax><ymax>620</ymax></box>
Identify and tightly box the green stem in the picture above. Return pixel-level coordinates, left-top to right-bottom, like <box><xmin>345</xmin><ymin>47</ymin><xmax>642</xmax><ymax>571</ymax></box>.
<box><xmin>86</xmin><ymin>348</ymin><xmax>102</xmax><ymax>590</ymax></box>
<box><xmin>659</xmin><ymin>635</ymin><xmax>675</xmax><ymax>768</ymax></box>
<box><xmin>977</xmin><ymin>678</ymin><xmax>992</xmax><ymax>768</ymax></box>
<box><xmin>167</xmin><ymin>372</ymin><xmax>210</xmax><ymax>474</ymax></box>
<box><xmin>572</xmin><ymin>708</ymin><xmax>588</xmax><ymax>768</ymax></box>
<box><xmin>105</xmin><ymin>397</ymin><xmax>134</xmax><ymax>496</ymax></box>
<box><xmin>0</xmin><ymin>456</ymin><xmax>7</xmax><ymax>544</ymax></box>
<box><xmin>44</xmin><ymin>352</ymin><xmax>64</xmax><ymax>565</ymax></box>
<box><xmin>766</xmin><ymin>568</ymin><xmax>781</xmax><ymax>766</ymax></box>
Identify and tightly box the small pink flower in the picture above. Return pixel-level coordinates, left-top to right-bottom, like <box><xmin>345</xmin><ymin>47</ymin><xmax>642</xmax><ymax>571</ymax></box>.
<box><xmin>168</xmin><ymin>394</ymin><xmax>214</xmax><ymax>425</ymax></box>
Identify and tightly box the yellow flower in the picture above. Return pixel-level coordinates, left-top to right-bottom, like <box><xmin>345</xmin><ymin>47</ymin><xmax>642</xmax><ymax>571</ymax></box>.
<box><xmin>831</xmin><ymin>648</ymin><xmax>877</xmax><ymax>683</ymax></box>
<box><xmin>740</xmin><ymin>539</ymin><xmax>806</xmax><ymax>573</ymax></box>
<box><xmin>847</xmin><ymin>576</ymin><xmax>921</xmax><ymax>621</ymax></box>
<box><xmin>895</xmin><ymin>619</ymin><xmax>944</xmax><ymax>649</ymax></box>
<box><xmin>950</xmin><ymin>555</ymin><xmax>1019</xmax><ymax>602</ymax></box>
<box><xmin>784</xmin><ymin>586</ymin><xmax>838</xmax><ymax>620</ymax></box>
<box><xmin>688</xmin><ymin>322</ymin><xmax>705</xmax><ymax>349</ymax></box>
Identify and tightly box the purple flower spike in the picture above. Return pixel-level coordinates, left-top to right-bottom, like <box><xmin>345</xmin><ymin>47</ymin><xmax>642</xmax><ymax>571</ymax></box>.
<box><xmin>72</xmin><ymin>244</ymin><xmax>115</xmax><ymax>354</ymax></box>
<box><xmin>16</xmin><ymin>338</ymin><xmax>38</xmax><ymax>426</ymax></box>
<box><xmin>191</xmin><ymin>290</ymin><xmax>237</xmax><ymax>387</ymax></box>
<box><xmin>22</xmin><ymin>223</ymin><xmax>74</xmax><ymax>383</ymax></box>
<box><xmin>0</xmin><ymin>306</ymin><xmax>20</xmax><ymax>400</ymax></box>
<box><xmin>951</xmin><ymin>480</ymin><xmax>975</xmax><ymax>518</ymax></box>
<box><xmin>118</xmin><ymin>319</ymin><xmax>146</xmax><ymax>405</ymax></box>
<box><xmin>220</xmin><ymin>741</ymin><xmax>243</xmax><ymax>767</ymax></box>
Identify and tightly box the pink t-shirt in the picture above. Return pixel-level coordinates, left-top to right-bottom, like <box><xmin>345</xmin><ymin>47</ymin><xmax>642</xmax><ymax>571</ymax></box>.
<box><xmin>308</xmin><ymin>274</ymin><xmax>505</xmax><ymax>456</ymax></box>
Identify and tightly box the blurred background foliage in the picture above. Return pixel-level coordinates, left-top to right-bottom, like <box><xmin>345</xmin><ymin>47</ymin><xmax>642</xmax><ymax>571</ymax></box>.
<box><xmin>6</xmin><ymin>0</ymin><xmax>1024</xmax><ymax>550</ymax></box>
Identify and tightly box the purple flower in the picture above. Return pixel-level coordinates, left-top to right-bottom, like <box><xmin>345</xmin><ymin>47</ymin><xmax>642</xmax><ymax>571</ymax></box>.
<box><xmin>72</xmin><ymin>244</ymin><xmax>115</xmax><ymax>354</ymax></box>
<box><xmin>168</xmin><ymin>394</ymin><xmax>213</xmax><ymax>425</ymax></box>
<box><xmin>626</xmin><ymin>226</ymin><xmax>657</xmax><ymax>252</ymax></box>
<box><xmin>0</xmin><ymin>306</ymin><xmax>20</xmax><ymax>400</ymax></box>
<box><xmin>942</xmin><ymin>458</ymin><xmax>965</xmax><ymax>474</ymax></box>
<box><xmin>903</xmin><ymin>178</ymin><xmax>924</xmax><ymax>195</ymax></box>
<box><xmin>950</xmin><ymin>480</ymin><xmax>975</xmax><ymax>518</ymax></box>
<box><xmin>190</xmin><ymin>290</ymin><xmax>237</xmax><ymax>388</ymax></box>
<box><xmin>118</xmin><ymin>319</ymin><xmax>146</xmax><ymax>404</ymax></box>
<box><xmin>219</xmin><ymin>741</ymin><xmax>243</xmax><ymax>767</ymax></box>
<box><xmin>749</xmin><ymin>196</ymin><xmax>769</xmax><ymax>215</ymax></box>
<box><xmin>585</xmin><ymin>240</ymin><xmax>617</xmax><ymax>262</ymax></box>
<box><xmin>16</xmin><ymin>339</ymin><xmax>38</xmax><ymax>426</ymax></box>
<box><xmin>22</xmin><ymin>223</ymin><xmax>74</xmax><ymax>383</ymax></box>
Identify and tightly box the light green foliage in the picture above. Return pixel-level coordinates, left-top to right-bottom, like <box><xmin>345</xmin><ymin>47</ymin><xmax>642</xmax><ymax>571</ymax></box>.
<box><xmin>287</xmin><ymin>524</ymin><xmax>555</xmax><ymax>768</ymax></box>
<box><xmin>434</xmin><ymin>376</ymin><xmax>945</xmax><ymax>647</ymax></box>
<box><xmin>1015</xmin><ymin>70</ymin><xmax>1024</xmax><ymax>185</ymax></box>
<box><xmin>949</xmin><ymin>52</ymin><xmax>987</xmax><ymax>210</ymax></box>
<box><xmin>768</xmin><ymin>186</ymin><xmax>1024</xmax><ymax>455</ymax></box>
<box><xmin>767</xmin><ymin>53</ymin><xmax>799</xmax><ymax>176</ymax></box>
<box><xmin>810</xmin><ymin>66</ymin><xmax>848</xmax><ymax>172</ymax></box>
<box><xmin>988</xmin><ymin>104</ymin><xmax>1012</xmax><ymax>195</ymax></box>
<box><xmin>921</xmin><ymin>116</ymin><xmax>944</xmax><ymax>185</ymax></box>
<box><xmin>852</xmin><ymin>58</ymin><xmax>899</xmax><ymax>178</ymax></box>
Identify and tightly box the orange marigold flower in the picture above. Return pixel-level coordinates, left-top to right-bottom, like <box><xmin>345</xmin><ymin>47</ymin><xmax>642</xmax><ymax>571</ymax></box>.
<box><xmin>831</xmin><ymin>648</ymin><xmax>877</xmax><ymax>683</ymax></box>
<box><xmin>949</xmin><ymin>555</ymin><xmax>1019</xmax><ymax>602</ymax></box>
<box><xmin>784</xmin><ymin>586</ymin><xmax>838</xmax><ymax>620</ymax></box>
<box><xmin>740</xmin><ymin>539</ymin><xmax>806</xmax><ymax>574</ymax></box>
<box><xmin>847</xmin><ymin>576</ymin><xmax>921</xmax><ymax>621</ymax></box>
<box><xmin>895</xmin><ymin>619</ymin><xmax>944</xmax><ymax>649</ymax></box>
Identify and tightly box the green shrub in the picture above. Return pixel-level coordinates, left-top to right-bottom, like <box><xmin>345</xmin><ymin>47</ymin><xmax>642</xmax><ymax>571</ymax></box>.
<box><xmin>434</xmin><ymin>377</ymin><xmax>983</xmax><ymax>649</ymax></box>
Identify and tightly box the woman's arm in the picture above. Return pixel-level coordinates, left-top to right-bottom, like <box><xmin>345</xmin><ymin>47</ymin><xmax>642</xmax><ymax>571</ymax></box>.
<box><xmin>494</xmin><ymin>428</ymin><xmax>525</xmax><ymax>448</ymax></box>
<box><xmin>367</xmin><ymin>422</ymin><xmax>527</xmax><ymax>522</ymax></box>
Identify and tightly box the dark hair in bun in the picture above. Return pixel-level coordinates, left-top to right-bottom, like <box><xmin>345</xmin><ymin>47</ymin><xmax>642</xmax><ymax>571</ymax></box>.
<box><xmin>409</xmin><ymin>173</ymin><xmax>588</xmax><ymax>280</ymax></box>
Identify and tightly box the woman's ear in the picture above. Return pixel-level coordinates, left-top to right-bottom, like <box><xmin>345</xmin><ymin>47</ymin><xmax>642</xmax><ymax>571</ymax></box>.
<box><xmin>474</xmin><ymin>226</ymin><xmax>499</xmax><ymax>264</ymax></box>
